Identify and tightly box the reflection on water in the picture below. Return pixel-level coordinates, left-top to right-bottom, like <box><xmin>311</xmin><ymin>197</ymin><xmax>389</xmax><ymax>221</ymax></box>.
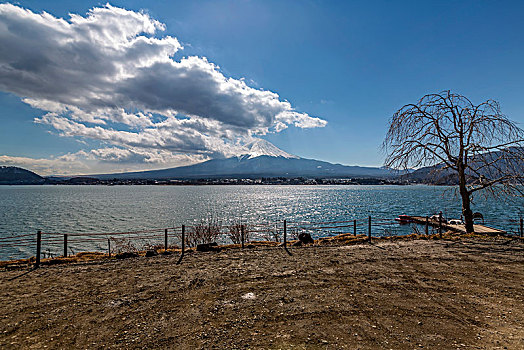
<box><xmin>1</xmin><ymin>185</ymin><xmax>522</xmax><ymax>259</ymax></box>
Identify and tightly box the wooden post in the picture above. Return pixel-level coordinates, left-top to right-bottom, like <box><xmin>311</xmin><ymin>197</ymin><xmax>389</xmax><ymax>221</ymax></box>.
<box><xmin>63</xmin><ymin>234</ymin><xmax>68</xmax><ymax>257</ymax></box>
<box><xmin>283</xmin><ymin>220</ymin><xmax>287</xmax><ymax>247</ymax></box>
<box><xmin>353</xmin><ymin>219</ymin><xmax>357</xmax><ymax>236</ymax></box>
<box><xmin>182</xmin><ymin>225</ymin><xmax>185</xmax><ymax>254</ymax></box>
<box><xmin>35</xmin><ymin>230</ymin><xmax>42</xmax><ymax>268</ymax></box>
<box><xmin>177</xmin><ymin>225</ymin><xmax>185</xmax><ymax>265</ymax></box>
<box><xmin>164</xmin><ymin>228</ymin><xmax>168</xmax><ymax>252</ymax></box>
<box><xmin>520</xmin><ymin>218</ymin><xmax>523</xmax><ymax>238</ymax></box>
<box><xmin>241</xmin><ymin>224</ymin><xmax>245</xmax><ymax>248</ymax></box>
<box><xmin>425</xmin><ymin>216</ymin><xmax>429</xmax><ymax>235</ymax></box>
<box><xmin>439</xmin><ymin>212</ymin><xmax>443</xmax><ymax>239</ymax></box>
<box><xmin>108</xmin><ymin>238</ymin><xmax>111</xmax><ymax>257</ymax></box>
<box><xmin>368</xmin><ymin>216</ymin><xmax>371</xmax><ymax>243</ymax></box>
<box><xmin>283</xmin><ymin>220</ymin><xmax>291</xmax><ymax>256</ymax></box>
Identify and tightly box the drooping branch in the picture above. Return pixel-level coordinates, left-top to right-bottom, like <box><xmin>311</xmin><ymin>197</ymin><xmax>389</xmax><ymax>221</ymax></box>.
<box><xmin>383</xmin><ymin>91</ymin><xmax>524</xmax><ymax>232</ymax></box>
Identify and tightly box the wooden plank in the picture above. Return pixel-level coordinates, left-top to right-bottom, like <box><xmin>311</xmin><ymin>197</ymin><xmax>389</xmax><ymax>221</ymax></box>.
<box><xmin>409</xmin><ymin>216</ymin><xmax>505</xmax><ymax>235</ymax></box>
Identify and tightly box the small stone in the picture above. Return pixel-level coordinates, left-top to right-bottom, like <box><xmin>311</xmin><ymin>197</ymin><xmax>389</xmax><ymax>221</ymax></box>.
<box><xmin>241</xmin><ymin>292</ymin><xmax>256</xmax><ymax>300</ymax></box>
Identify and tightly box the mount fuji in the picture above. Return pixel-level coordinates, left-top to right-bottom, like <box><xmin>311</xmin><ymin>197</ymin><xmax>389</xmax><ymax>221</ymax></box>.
<box><xmin>241</xmin><ymin>139</ymin><xmax>299</xmax><ymax>159</ymax></box>
<box><xmin>94</xmin><ymin>139</ymin><xmax>399</xmax><ymax>180</ymax></box>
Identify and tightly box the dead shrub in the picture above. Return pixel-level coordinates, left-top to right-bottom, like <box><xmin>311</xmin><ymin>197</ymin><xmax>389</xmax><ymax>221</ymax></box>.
<box><xmin>110</xmin><ymin>236</ymin><xmax>139</xmax><ymax>254</ymax></box>
<box><xmin>227</xmin><ymin>222</ymin><xmax>251</xmax><ymax>244</ymax></box>
<box><xmin>411</xmin><ymin>224</ymin><xmax>422</xmax><ymax>235</ymax></box>
<box><xmin>263</xmin><ymin>226</ymin><xmax>281</xmax><ymax>242</ymax></box>
<box><xmin>289</xmin><ymin>227</ymin><xmax>300</xmax><ymax>240</ymax></box>
<box><xmin>186</xmin><ymin>219</ymin><xmax>222</xmax><ymax>247</ymax></box>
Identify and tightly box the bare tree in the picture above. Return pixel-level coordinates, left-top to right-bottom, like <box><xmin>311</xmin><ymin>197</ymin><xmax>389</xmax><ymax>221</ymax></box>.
<box><xmin>383</xmin><ymin>91</ymin><xmax>524</xmax><ymax>233</ymax></box>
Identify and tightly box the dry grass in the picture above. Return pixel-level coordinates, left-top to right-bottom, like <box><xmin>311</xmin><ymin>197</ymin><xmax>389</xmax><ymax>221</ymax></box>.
<box><xmin>1</xmin><ymin>230</ymin><xmax>517</xmax><ymax>270</ymax></box>
<box><xmin>2</xmin><ymin>236</ymin><xmax>523</xmax><ymax>349</ymax></box>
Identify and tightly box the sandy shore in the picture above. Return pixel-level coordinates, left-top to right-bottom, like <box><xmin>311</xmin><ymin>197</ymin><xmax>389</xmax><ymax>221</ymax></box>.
<box><xmin>1</xmin><ymin>237</ymin><xmax>523</xmax><ymax>349</ymax></box>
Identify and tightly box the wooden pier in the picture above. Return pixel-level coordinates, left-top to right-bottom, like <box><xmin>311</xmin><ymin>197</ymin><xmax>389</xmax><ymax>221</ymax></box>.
<box><xmin>410</xmin><ymin>216</ymin><xmax>506</xmax><ymax>235</ymax></box>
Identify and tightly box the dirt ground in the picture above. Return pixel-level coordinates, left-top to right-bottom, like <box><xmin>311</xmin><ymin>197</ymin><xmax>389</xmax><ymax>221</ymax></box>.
<box><xmin>1</xmin><ymin>237</ymin><xmax>523</xmax><ymax>349</ymax></box>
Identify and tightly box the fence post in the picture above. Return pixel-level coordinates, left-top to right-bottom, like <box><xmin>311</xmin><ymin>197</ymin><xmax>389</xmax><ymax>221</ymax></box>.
<box><xmin>241</xmin><ymin>224</ymin><xmax>245</xmax><ymax>248</ymax></box>
<box><xmin>353</xmin><ymin>219</ymin><xmax>357</xmax><ymax>236</ymax></box>
<box><xmin>439</xmin><ymin>212</ymin><xmax>443</xmax><ymax>239</ymax></box>
<box><xmin>177</xmin><ymin>225</ymin><xmax>185</xmax><ymax>265</ymax></box>
<box><xmin>425</xmin><ymin>216</ymin><xmax>429</xmax><ymax>235</ymax></box>
<box><xmin>63</xmin><ymin>234</ymin><xmax>68</xmax><ymax>257</ymax></box>
<box><xmin>520</xmin><ymin>218</ymin><xmax>523</xmax><ymax>238</ymax></box>
<box><xmin>108</xmin><ymin>238</ymin><xmax>111</xmax><ymax>257</ymax></box>
<box><xmin>164</xmin><ymin>228</ymin><xmax>168</xmax><ymax>252</ymax></box>
<box><xmin>368</xmin><ymin>216</ymin><xmax>371</xmax><ymax>243</ymax></box>
<box><xmin>283</xmin><ymin>220</ymin><xmax>286</xmax><ymax>247</ymax></box>
<box><xmin>283</xmin><ymin>220</ymin><xmax>292</xmax><ymax>256</ymax></box>
<box><xmin>35</xmin><ymin>230</ymin><xmax>42</xmax><ymax>268</ymax></box>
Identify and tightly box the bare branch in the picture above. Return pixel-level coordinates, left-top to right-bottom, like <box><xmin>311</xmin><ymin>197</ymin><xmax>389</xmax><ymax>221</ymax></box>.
<box><xmin>383</xmin><ymin>91</ymin><xmax>524</xmax><ymax>233</ymax></box>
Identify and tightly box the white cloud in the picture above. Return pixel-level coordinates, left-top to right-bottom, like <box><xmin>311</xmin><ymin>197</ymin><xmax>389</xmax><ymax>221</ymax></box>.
<box><xmin>0</xmin><ymin>148</ymin><xmax>207</xmax><ymax>176</ymax></box>
<box><xmin>0</xmin><ymin>3</ymin><xmax>327</xmax><ymax>172</ymax></box>
<box><xmin>0</xmin><ymin>154</ymin><xmax>90</xmax><ymax>176</ymax></box>
<box><xmin>87</xmin><ymin>147</ymin><xmax>207</xmax><ymax>165</ymax></box>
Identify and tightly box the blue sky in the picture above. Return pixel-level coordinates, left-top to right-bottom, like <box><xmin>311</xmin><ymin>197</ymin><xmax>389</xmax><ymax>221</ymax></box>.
<box><xmin>1</xmin><ymin>0</ymin><xmax>524</xmax><ymax>175</ymax></box>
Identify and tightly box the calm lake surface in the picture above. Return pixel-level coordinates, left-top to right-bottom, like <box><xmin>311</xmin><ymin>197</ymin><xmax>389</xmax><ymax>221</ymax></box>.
<box><xmin>1</xmin><ymin>185</ymin><xmax>522</xmax><ymax>260</ymax></box>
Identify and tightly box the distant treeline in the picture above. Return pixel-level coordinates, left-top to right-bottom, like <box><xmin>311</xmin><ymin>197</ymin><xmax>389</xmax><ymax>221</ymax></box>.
<box><xmin>43</xmin><ymin>177</ymin><xmax>409</xmax><ymax>186</ymax></box>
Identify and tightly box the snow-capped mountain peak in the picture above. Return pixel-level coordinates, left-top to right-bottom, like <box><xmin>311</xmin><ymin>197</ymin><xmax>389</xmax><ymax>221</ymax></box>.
<box><xmin>242</xmin><ymin>139</ymin><xmax>299</xmax><ymax>159</ymax></box>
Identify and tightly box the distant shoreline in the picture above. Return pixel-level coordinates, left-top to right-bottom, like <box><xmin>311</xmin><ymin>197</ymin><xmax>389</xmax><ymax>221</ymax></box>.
<box><xmin>2</xmin><ymin>177</ymin><xmax>412</xmax><ymax>186</ymax></box>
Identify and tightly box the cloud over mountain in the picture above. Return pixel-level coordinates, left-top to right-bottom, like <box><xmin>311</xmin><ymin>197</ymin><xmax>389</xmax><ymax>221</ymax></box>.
<box><xmin>0</xmin><ymin>3</ymin><xmax>326</xmax><ymax>173</ymax></box>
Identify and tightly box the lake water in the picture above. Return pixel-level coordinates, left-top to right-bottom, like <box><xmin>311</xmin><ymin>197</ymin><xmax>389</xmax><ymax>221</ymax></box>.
<box><xmin>1</xmin><ymin>185</ymin><xmax>522</xmax><ymax>260</ymax></box>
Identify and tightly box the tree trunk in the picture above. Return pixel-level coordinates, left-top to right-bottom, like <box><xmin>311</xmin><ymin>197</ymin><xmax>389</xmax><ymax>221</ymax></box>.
<box><xmin>458</xmin><ymin>164</ymin><xmax>474</xmax><ymax>233</ymax></box>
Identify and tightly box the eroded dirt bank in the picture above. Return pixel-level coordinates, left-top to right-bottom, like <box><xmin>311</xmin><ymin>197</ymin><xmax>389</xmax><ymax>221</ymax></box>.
<box><xmin>1</xmin><ymin>238</ymin><xmax>523</xmax><ymax>349</ymax></box>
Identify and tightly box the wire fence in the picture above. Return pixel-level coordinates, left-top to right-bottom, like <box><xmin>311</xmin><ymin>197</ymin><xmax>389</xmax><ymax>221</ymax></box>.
<box><xmin>0</xmin><ymin>214</ymin><xmax>522</xmax><ymax>265</ymax></box>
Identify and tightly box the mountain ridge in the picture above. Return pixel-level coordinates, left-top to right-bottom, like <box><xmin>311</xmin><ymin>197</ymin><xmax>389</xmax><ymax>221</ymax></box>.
<box><xmin>88</xmin><ymin>139</ymin><xmax>403</xmax><ymax>180</ymax></box>
<box><xmin>0</xmin><ymin>166</ymin><xmax>45</xmax><ymax>184</ymax></box>
<box><xmin>92</xmin><ymin>155</ymin><xmax>401</xmax><ymax>180</ymax></box>
<box><xmin>2</xmin><ymin>140</ymin><xmax>406</xmax><ymax>181</ymax></box>
<box><xmin>404</xmin><ymin>147</ymin><xmax>524</xmax><ymax>185</ymax></box>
